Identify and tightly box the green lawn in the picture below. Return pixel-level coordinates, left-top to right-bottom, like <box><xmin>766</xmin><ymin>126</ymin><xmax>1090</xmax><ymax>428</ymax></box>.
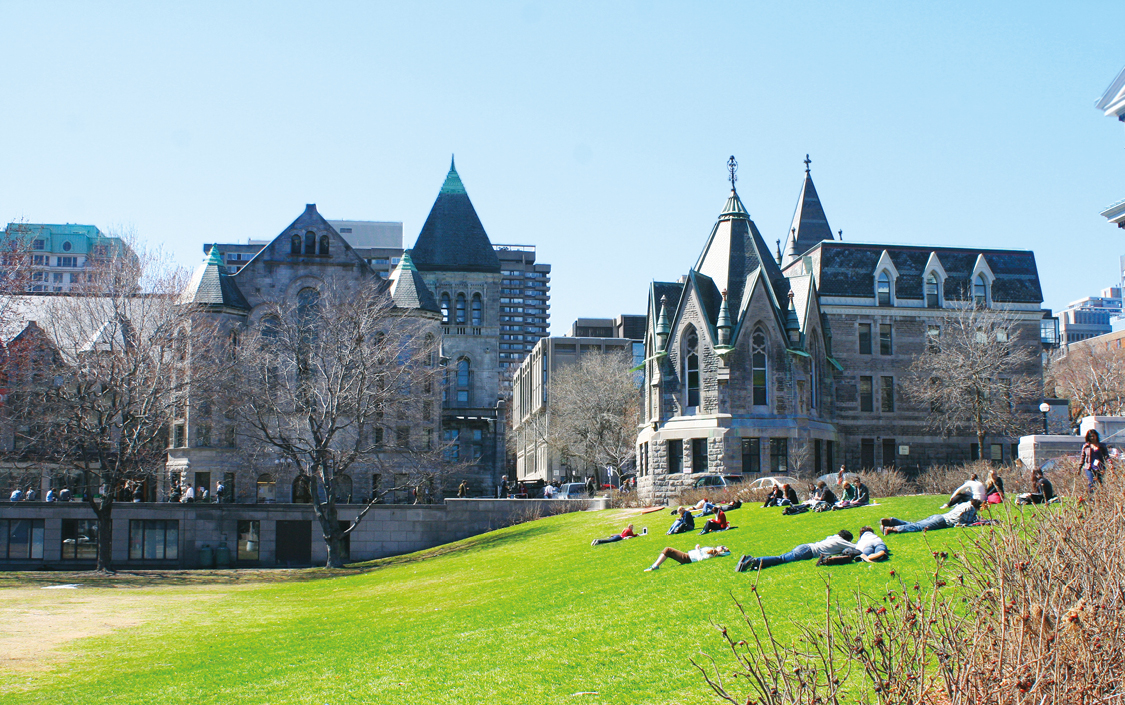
<box><xmin>1</xmin><ymin>495</ymin><xmax>986</xmax><ymax>705</ymax></box>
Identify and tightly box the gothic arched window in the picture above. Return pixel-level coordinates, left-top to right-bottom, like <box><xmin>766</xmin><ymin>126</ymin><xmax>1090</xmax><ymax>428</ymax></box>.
<box><xmin>471</xmin><ymin>294</ymin><xmax>482</xmax><ymax>326</ymax></box>
<box><xmin>683</xmin><ymin>327</ymin><xmax>699</xmax><ymax>408</ymax></box>
<box><xmin>456</xmin><ymin>358</ymin><xmax>471</xmax><ymax>406</ymax></box>
<box><xmin>304</xmin><ymin>231</ymin><xmax>317</xmax><ymax>255</ymax></box>
<box><xmin>973</xmin><ymin>275</ymin><xmax>988</xmax><ymax>307</ymax></box>
<box><xmin>455</xmin><ymin>294</ymin><xmax>467</xmax><ymax>324</ymax></box>
<box><xmin>319</xmin><ymin>234</ymin><xmax>330</xmax><ymax>256</ymax></box>
<box><xmin>925</xmin><ymin>273</ymin><xmax>941</xmax><ymax>309</ymax></box>
<box><xmin>290</xmin><ymin>234</ymin><xmax>301</xmax><ymax>255</ymax></box>
<box><xmin>877</xmin><ymin>271</ymin><xmax>892</xmax><ymax>307</ymax></box>
<box><xmin>752</xmin><ymin>328</ymin><xmax>768</xmax><ymax>407</ymax></box>
<box><xmin>440</xmin><ymin>293</ymin><xmax>450</xmax><ymax>323</ymax></box>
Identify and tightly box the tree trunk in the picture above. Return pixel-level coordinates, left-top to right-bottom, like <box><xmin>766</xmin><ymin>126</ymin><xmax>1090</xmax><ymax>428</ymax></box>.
<box><xmin>92</xmin><ymin>497</ymin><xmax>114</xmax><ymax>573</ymax></box>
<box><xmin>325</xmin><ymin>534</ymin><xmax>346</xmax><ymax>569</ymax></box>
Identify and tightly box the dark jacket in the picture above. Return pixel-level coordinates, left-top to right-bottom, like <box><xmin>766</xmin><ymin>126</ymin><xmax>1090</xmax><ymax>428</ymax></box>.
<box><xmin>985</xmin><ymin>477</ymin><xmax>1004</xmax><ymax>497</ymax></box>
<box><xmin>784</xmin><ymin>487</ymin><xmax>800</xmax><ymax>505</ymax></box>
<box><xmin>853</xmin><ymin>483</ymin><xmax>870</xmax><ymax>506</ymax></box>
<box><xmin>1037</xmin><ymin>477</ymin><xmax>1055</xmax><ymax>501</ymax></box>
<box><xmin>819</xmin><ymin>487</ymin><xmax>838</xmax><ymax>505</ymax></box>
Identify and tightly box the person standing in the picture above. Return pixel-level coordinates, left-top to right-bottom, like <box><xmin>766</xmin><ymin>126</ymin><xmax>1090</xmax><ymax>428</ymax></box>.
<box><xmin>182</xmin><ymin>484</ymin><xmax>195</xmax><ymax>503</ymax></box>
<box><xmin>1079</xmin><ymin>429</ymin><xmax>1108</xmax><ymax>492</ymax></box>
<box><xmin>457</xmin><ymin>480</ymin><xmax>468</xmax><ymax>498</ymax></box>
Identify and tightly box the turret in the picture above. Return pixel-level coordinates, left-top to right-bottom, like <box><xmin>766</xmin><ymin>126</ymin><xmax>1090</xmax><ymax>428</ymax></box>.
<box><xmin>716</xmin><ymin>289</ymin><xmax>732</xmax><ymax>346</ymax></box>
<box><xmin>655</xmin><ymin>295</ymin><xmax>671</xmax><ymax>349</ymax></box>
<box><xmin>785</xmin><ymin>291</ymin><xmax>801</xmax><ymax>346</ymax></box>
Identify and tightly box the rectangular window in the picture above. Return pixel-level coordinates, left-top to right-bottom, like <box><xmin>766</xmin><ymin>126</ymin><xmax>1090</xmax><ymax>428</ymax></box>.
<box><xmin>237</xmin><ymin>520</ymin><xmax>260</xmax><ymax>562</ymax></box>
<box><xmin>61</xmin><ymin>519</ymin><xmax>98</xmax><ymax>561</ymax></box>
<box><xmin>172</xmin><ymin>422</ymin><xmax>185</xmax><ymax>448</ymax></box>
<box><xmin>826</xmin><ymin>440</ymin><xmax>834</xmax><ymax>474</ymax></box>
<box><xmin>881</xmin><ymin>438</ymin><xmax>896</xmax><ymax>469</ymax></box>
<box><xmin>57</xmin><ymin>256</ymin><xmax>78</xmax><ymax>267</ymax></box>
<box><xmin>814</xmin><ymin>439</ymin><xmax>822</xmax><ymax>475</ymax></box>
<box><xmin>741</xmin><ymin>438</ymin><xmax>760</xmax><ymax>473</ymax></box>
<box><xmin>691</xmin><ymin>438</ymin><xmax>708</xmax><ymax>473</ymax></box>
<box><xmin>52</xmin><ymin>272</ymin><xmax>63</xmax><ymax>283</ymax></box>
<box><xmin>444</xmin><ymin>429</ymin><xmax>459</xmax><ymax>461</ymax></box>
<box><xmin>1</xmin><ymin>519</ymin><xmax>45</xmax><ymax>560</ymax></box>
<box><xmin>858</xmin><ymin>323</ymin><xmax>872</xmax><ymax>355</ymax></box>
<box><xmin>769</xmin><ymin>438</ymin><xmax>788</xmax><ymax>474</ymax></box>
<box><xmin>970</xmin><ymin>443</ymin><xmax>980</xmax><ymax>461</ymax></box>
<box><xmin>881</xmin><ymin>376</ymin><xmax>894</xmax><ymax>412</ymax></box>
<box><xmin>927</xmin><ymin>325</ymin><xmax>940</xmax><ymax>352</ymax></box>
<box><xmin>859</xmin><ymin>376</ymin><xmax>873</xmax><ymax>412</ymax></box>
<box><xmin>128</xmin><ymin>520</ymin><xmax>178</xmax><ymax>561</ymax></box>
<box><xmin>668</xmin><ymin>439</ymin><xmax>683</xmax><ymax>473</ymax></box>
<box><xmin>879</xmin><ymin>324</ymin><xmax>892</xmax><ymax>355</ymax></box>
<box><xmin>396</xmin><ymin>427</ymin><xmax>410</xmax><ymax>448</ymax></box>
<box><xmin>990</xmin><ymin>444</ymin><xmax>1003</xmax><ymax>463</ymax></box>
<box><xmin>861</xmin><ymin>439</ymin><xmax>876</xmax><ymax>469</ymax></box>
<box><xmin>32</xmin><ymin>239</ymin><xmax>44</xmax><ymax>250</ymax></box>
<box><xmin>472</xmin><ymin>428</ymin><xmax>483</xmax><ymax>461</ymax></box>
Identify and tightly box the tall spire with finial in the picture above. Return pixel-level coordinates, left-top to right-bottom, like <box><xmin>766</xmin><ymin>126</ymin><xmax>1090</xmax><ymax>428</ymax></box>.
<box><xmin>781</xmin><ymin>153</ymin><xmax>834</xmax><ymax>268</ymax></box>
<box><xmin>728</xmin><ymin>155</ymin><xmax>738</xmax><ymax>189</ymax></box>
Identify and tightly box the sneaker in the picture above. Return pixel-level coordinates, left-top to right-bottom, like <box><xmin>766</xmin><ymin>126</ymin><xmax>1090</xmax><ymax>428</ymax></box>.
<box><xmin>591</xmin><ymin>539</ymin><xmax>597</xmax><ymax>546</ymax></box>
<box><xmin>735</xmin><ymin>555</ymin><xmax>754</xmax><ymax>573</ymax></box>
<box><xmin>644</xmin><ymin>565</ymin><xmax>658</xmax><ymax>572</ymax></box>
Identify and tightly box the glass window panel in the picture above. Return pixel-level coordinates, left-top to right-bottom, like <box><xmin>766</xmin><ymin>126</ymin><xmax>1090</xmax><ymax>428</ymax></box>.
<box><xmin>144</xmin><ymin>522</ymin><xmax>161</xmax><ymax>559</ymax></box>
<box><xmin>30</xmin><ymin>521</ymin><xmax>44</xmax><ymax>559</ymax></box>
<box><xmin>129</xmin><ymin>520</ymin><xmax>143</xmax><ymax>560</ymax></box>
<box><xmin>0</xmin><ymin>520</ymin><xmax>7</xmax><ymax>559</ymax></box>
<box><xmin>164</xmin><ymin>522</ymin><xmax>178</xmax><ymax>560</ymax></box>
<box><xmin>238</xmin><ymin>520</ymin><xmax>260</xmax><ymax>562</ymax></box>
<box><xmin>9</xmin><ymin>520</ymin><xmax>30</xmax><ymax>559</ymax></box>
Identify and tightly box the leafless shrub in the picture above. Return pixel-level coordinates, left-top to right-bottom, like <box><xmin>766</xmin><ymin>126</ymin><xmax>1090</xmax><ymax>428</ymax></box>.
<box><xmin>859</xmin><ymin>468</ymin><xmax>910</xmax><ymax>499</ymax></box>
<box><xmin>696</xmin><ymin>473</ymin><xmax>1125</xmax><ymax>703</ymax></box>
<box><xmin>673</xmin><ymin>485</ymin><xmax>747</xmax><ymax>509</ymax></box>
<box><xmin>912</xmin><ymin>464</ymin><xmax>981</xmax><ymax>496</ymax></box>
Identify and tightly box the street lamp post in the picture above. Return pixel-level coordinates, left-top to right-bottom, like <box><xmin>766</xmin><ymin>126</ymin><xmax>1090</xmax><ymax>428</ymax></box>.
<box><xmin>1039</xmin><ymin>402</ymin><xmax>1050</xmax><ymax>435</ymax></box>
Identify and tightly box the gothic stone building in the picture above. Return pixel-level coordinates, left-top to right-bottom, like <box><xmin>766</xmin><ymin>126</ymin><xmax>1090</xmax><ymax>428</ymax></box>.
<box><xmin>635</xmin><ymin>162</ymin><xmax>1044</xmax><ymax>504</ymax></box>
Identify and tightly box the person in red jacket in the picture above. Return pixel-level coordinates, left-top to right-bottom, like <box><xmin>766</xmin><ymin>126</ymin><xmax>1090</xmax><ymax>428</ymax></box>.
<box><xmin>590</xmin><ymin>523</ymin><xmax>639</xmax><ymax>546</ymax></box>
<box><xmin>699</xmin><ymin>509</ymin><xmax>729</xmax><ymax>535</ymax></box>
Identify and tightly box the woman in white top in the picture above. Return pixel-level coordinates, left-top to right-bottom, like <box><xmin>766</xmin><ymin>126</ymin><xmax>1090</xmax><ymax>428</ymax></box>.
<box><xmin>854</xmin><ymin>526</ymin><xmax>888</xmax><ymax>562</ymax></box>
<box><xmin>644</xmin><ymin>544</ymin><xmax>729</xmax><ymax>571</ymax></box>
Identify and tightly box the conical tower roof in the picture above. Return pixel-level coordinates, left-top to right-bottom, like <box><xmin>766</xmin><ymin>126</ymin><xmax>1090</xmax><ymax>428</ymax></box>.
<box><xmin>179</xmin><ymin>246</ymin><xmax>250</xmax><ymax>311</ymax></box>
<box><xmin>388</xmin><ymin>250</ymin><xmax>440</xmax><ymax>314</ymax></box>
<box><xmin>781</xmin><ymin>156</ymin><xmax>834</xmax><ymax>267</ymax></box>
<box><xmin>411</xmin><ymin>157</ymin><xmax>501</xmax><ymax>273</ymax></box>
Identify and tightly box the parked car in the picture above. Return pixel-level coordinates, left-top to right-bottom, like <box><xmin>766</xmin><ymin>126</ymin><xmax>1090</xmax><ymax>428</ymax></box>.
<box><xmin>744</xmin><ymin>476</ymin><xmax>801</xmax><ymax>493</ymax></box>
<box><xmin>815</xmin><ymin>472</ymin><xmax>859</xmax><ymax>487</ymax></box>
<box><xmin>556</xmin><ymin>483</ymin><xmax>589</xmax><ymax>500</ymax></box>
<box><xmin>691</xmin><ymin>474</ymin><xmax>746</xmax><ymax>490</ymax></box>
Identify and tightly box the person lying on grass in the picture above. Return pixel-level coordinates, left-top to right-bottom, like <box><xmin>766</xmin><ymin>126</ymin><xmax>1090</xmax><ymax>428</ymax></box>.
<box><xmin>834</xmin><ymin>479</ymin><xmax>870</xmax><ymax>509</ymax></box>
<box><xmin>591</xmin><ymin>524</ymin><xmax>639</xmax><ymax>546</ymax></box>
<box><xmin>734</xmin><ymin>529</ymin><xmax>856</xmax><ymax>572</ymax></box>
<box><xmin>717</xmin><ymin>499</ymin><xmax>742</xmax><ymax>512</ymax></box>
<box><xmin>667</xmin><ymin>506</ymin><xmax>695</xmax><ymax>535</ymax></box>
<box><xmin>854</xmin><ymin>526</ymin><xmax>888</xmax><ymax>562</ymax></box>
<box><xmin>644</xmin><ymin>544</ymin><xmax>730</xmax><ymax>571</ymax></box>
<box><xmin>698</xmin><ymin>509</ymin><xmax>729</xmax><ymax>534</ymax></box>
<box><xmin>880</xmin><ymin>499</ymin><xmax>982</xmax><ymax>535</ymax></box>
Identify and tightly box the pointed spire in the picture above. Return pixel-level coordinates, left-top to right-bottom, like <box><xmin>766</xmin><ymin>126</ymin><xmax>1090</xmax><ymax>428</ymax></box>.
<box><xmin>781</xmin><ymin>156</ymin><xmax>834</xmax><ymax>267</ymax></box>
<box><xmin>412</xmin><ymin>159</ymin><xmax>500</xmax><ymax>273</ymax></box>
<box><xmin>439</xmin><ymin>156</ymin><xmax>466</xmax><ymax>195</ymax></box>
<box><xmin>206</xmin><ymin>245</ymin><xmax>223</xmax><ymax>267</ymax></box>
<box><xmin>716</xmin><ymin>289</ymin><xmax>732</xmax><ymax>346</ymax></box>
<box><xmin>397</xmin><ymin>249</ymin><xmax>418</xmax><ymax>272</ymax></box>
<box><xmin>786</xmin><ymin>291</ymin><xmax>801</xmax><ymax>345</ymax></box>
<box><xmin>655</xmin><ymin>295</ymin><xmax>671</xmax><ymax>349</ymax></box>
<box><xmin>180</xmin><ymin>244</ymin><xmax>249</xmax><ymax>310</ymax></box>
<box><xmin>388</xmin><ymin>249</ymin><xmax>440</xmax><ymax>313</ymax></box>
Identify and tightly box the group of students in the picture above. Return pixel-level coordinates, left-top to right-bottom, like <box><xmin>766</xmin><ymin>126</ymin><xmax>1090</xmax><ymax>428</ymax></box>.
<box><xmin>8</xmin><ymin>486</ymin><xmax>73</xmax><ymax>502</ymax></box>
<box><xmin>763</xmin><ymin>478</ymin><xmax>870</xmax><ymax>515</ymax></box>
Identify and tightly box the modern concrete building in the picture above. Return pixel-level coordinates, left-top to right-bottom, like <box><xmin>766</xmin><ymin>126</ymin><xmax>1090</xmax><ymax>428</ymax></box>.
<box><xmin>1097</xmin><ymin>66</ymin><xmax>1125</xmax><ymax>229</ymax></box>
<box><xmin>1058</xmin><ymin>288</ymin><xmax>1123</xmax><ymax>343</ymax></box>
<box><xmin>636</xmin><ymin>158</ymin><xmax>1047</xmax><ymax>504</ymax></box>
<box><xmin>495</xmin><ymin>244</ymin><xmax>551</xmax><ymax>377</ymax></box>
<box><xmin>0</xmin><ymin>223</ymin><xmax>134</xmax><ymax>292</ymax></box>
<box><xmin>569</xmin><ymin>315</ymin><xmax>646</xmax><ymax>339</ymax></box>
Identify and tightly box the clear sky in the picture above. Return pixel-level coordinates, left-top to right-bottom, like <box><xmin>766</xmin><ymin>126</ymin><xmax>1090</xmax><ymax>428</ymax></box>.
<box><xmin>2</xmin><ymin>2</ymin><xmax>1123</xmax><ymax>331</ymax></box>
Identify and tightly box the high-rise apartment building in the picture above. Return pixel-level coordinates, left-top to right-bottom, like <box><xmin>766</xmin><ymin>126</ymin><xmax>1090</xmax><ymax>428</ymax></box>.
<box><xmin>1</xmin><ymin>223</ymin><xmax>134</xmax><ymax>292</ymax></box>
<box><xmin>495</xmin><ymin>244</ymin><xmax>551</xmax><ymax>375</ymax></box>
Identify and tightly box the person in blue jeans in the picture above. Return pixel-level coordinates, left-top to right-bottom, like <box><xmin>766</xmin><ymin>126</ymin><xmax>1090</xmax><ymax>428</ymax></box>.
<box><xmin>735</xmin><ymin>530</ymin><xmax>856</xmax><ymax>572</ymax></box>
<box><xmin>880</xmin><ymin>499</ymin><xmax>981</xmax><ymax>535</ymax></box>
<box><xmin>666</xmin><ymin>507</ymin><xmax>695</xmax><ymax>535</ymax></box>
<box><xmin>1079</xmin><ymin>429</ymin><xmax>1108</xmax><ymax>492</ymax></box>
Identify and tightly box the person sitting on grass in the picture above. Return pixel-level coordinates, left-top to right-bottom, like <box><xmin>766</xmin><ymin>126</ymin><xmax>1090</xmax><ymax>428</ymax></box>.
<box><xmin>834</xmin><ymin>480</ymin><xmax>869</xmax><ymax>509</ymax></box>
<box><xmin>667</xmin><ymin>506</ymin><xmax>695</xmax><ymax>535</ymax></box>
<box><xmin>699</xmin><ymin>509</ymin><xmax>729</xmax><ymax>534</ymax></box>
<box><xmin>854</xmin><ymin>526</ymin><xmax>889</xmax><ymax>562</ymax></box>
<box><xmin>734</xmin><ymin>529</ymin><xmax>856</xmax><ymax>572</ymax></box>
<box><xmin>765</xmin><ymin>483</ymin><xmax>799</xmax><ymax>508</ymax></box>
<box><xmin>591</xmin><ymin>523</ymin><xmax>638</xmax><ymax>546</ymax></box>
<box><xmin>985</xmin><ymin>469</ymin><xmax>1005</xmax><ymax>504</ymax></box>
<box><xmin>1016</xmin><ymin>469</ymin><xmax>1056</xmax><ymax>505</ymax></box>
<box><xmin>762</xmin><ymin>485</ymin><xmax>785</xmax><ymax>508</ymax></box>
<box><xmin>812</xmin><ymin>481</ymin><xmax>838</xmax><ymax>510</ymax></box>
<box><xmin>943</xmin><ymin>473</ymin><xmax>986</xmax><ymax>508</ymax></box>
<box><xmin>881</xmin><ymin>499</ymin><xmax>982</xmax><ymax>535</ymax></box>
<box><xmin>644</xmin><ymin>544</ymin><xmax>729</xmax><ymax>571</ymax></box>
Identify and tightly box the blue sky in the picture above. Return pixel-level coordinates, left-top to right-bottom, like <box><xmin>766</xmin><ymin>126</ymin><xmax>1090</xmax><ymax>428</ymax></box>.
<box><xmin>1</xmin><ymin>2</ymin><xmax>1123</xmax><ymax>331</ymax></box>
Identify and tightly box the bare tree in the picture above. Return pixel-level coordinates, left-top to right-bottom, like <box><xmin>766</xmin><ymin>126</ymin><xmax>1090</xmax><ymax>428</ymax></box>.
<box><xmin>904</xmin><ymin>305</ymin><xmax>1041</xmax><ymax>454</ymax></box>
<box><xmin>544</xmin><ymin>350</ymin><xmax>640</xmax><ymax>487</ymax></box>
<box><xmin>1048</xmin><ymin>340</ymin><xmax>1125</xmax><ymax>419</ymax></box>
<box><xmin>225</xmin><ymin>276</ymin><xmax>447</xmax><ymax>568</ymax></box>
<box><xmin>0</xmin><ymin>220</ymin><xmax>39</xmax><ymax>336</ymax></box>
<box><xmin>3</xmin><ymin>234</ymin><xmax>213</xmax><ymax>572</ymax></box>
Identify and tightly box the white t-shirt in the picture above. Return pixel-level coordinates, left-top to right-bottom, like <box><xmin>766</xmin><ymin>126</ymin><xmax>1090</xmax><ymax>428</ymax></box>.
<box><xmin>954</xmin><ymin>480</ymin><xmax>987</xmax><ymax>502</ymax></box>
<box><xmin>807</xmin><ymin>534</ymin><xmax>857</xmax><ymax>556</ymax></box>
<box><xmin>855</xmin><ymin>531</ymin><xmax>887</xmax><ymax>556</ymax></box>
<box><xmin>688</xmin><ymin>547</ymin><xmax>726</xmax><ymax>562</ymax></box>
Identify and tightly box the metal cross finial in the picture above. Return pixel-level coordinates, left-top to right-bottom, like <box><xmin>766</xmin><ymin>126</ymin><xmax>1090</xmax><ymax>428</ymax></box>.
<box><xmin>804</xmin><ymin>154</ymin><xmax>811</xmax><ymax>173</ymax></box>
<box><xmin>727</xmin><ymin>155</ymin><xmax>738</xmax><ymax>189</ymax></box>
<box><xmin>838</xmin><ymin>228</ymin><xmax>843</xmax><ymax>241</ymax></box>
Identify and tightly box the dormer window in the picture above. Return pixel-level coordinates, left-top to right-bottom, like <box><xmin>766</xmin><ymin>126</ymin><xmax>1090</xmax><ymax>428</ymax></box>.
<box><xmin>973</xmin><ymin>274</ymin><xmax>988</xmax><ymax>307</ymax></box>
<box><xmin>925</xmin><ymin>273</ymin><xmax>941</xmax><ymax>308</ymax></box>
<box><xmin>877</xmin><ymin>271</ymin><xmax>892</xmax><ymax>306</ymax></box>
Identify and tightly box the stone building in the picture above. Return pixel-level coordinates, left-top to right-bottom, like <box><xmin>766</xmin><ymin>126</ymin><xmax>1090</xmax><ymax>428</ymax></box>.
<box><xmin>409</xmin><ymin>158</ymin><xmax>507</xmax><ymax>495</ymax></box>
<box><xmin>636</xmin><ymin>158</ymin><xmax>1046</xmax><ymax>504</ymax></box>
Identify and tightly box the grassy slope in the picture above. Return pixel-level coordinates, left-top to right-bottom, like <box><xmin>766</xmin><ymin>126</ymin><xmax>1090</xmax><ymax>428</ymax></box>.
<box><xmin>2</xmin><ymin>495</ymin><xmax>977</xmax><ymax>705</ymax></box>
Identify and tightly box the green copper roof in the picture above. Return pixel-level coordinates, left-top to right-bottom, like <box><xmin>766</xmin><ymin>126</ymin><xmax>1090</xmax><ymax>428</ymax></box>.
<box><xmin>397</xmin><ymin>249</ymin><xmax>418</xmax><ymax>272</ymax></box>
<box><xmin>719</xmin><ymin>188</ymin><xmax>750</xmax><ymax>220</ymax></box>
<box><xmin>206</xmin><ymin>245</ymin><xmax>223</xmax><ymax>267</ymax></box>
<box><xmin>180</xmin><ymin>245</ymin><xmax>250</xmax><ymax>311</ymax></box>
<box><xmin>440</xmin><ymin>155</ymin><xmax>467</xmax><ymax>195</ymax></box>
<box><xmin>716</xmin><ymin>291</ymin><xmax>732</xmax><ymax>330</ymax></box>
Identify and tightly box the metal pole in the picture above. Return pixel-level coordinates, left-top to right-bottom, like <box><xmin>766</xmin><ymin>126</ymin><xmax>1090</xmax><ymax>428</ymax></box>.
<box><xmin>1042</xmin><ymin>411</ymin><xmax>1048</xmax><ymax>435</ymax></box>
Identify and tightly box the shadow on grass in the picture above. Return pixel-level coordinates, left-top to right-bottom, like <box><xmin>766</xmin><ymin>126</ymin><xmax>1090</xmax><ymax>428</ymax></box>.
<box><xmin>348</xmin><ymin>522</ymin><xmax>559</xmax><ymax>570</ymax></box>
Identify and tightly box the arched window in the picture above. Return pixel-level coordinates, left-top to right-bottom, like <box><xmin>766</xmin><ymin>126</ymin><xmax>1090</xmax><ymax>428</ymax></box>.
<box><xmin>334</xmin><ymin>474</ymin><xmax>352</xmax><ymax>503</ymax></box>
<box><xmin>925</xmin><ymin>273</ymin><xmax>941</xmax><ymax>308</ymax></box>
<box><xmin>290</xmin><ymin>234</ymin><xmax>302</xmax><ymax>255</ymax></box>
<box><xmin>256</xmin><ymin>474</ymin><xmax>276</xmax><ymax>504</ymax></box>
<box><xmin>471</xmin><ymin>294</ymin><xmax>482</xmax><ymax>326</ymax></box>
<box><xmin>973</xmin><ymin>275</ymin><xmax>988</xmax><ymax>307</ymax></box>
<box><xmin>752</xmin><ymin>328</ymin><xmax>768</xmax><ymax>406</ymax></box>
<box><xmin>877</xmin><ymin>271</ymin><xmax>892</xmax><ymax>306</ymax></box>
<box><xmin>424</xmin><ymin>333</ymin><xmax>435</xmax><ymax>367</ymax></box>
<box><xmin>293</xmin><ymin>475</ymin><xmax>312</xmax><ymax>504</ymax></box>
<box><xmin>456</xmin><ymin>358</ymin><xmax>471</xmax><ymax>406</ymax></box>
<box><xmin>440</xmin><ymin>293</ymin><xmax>451</xmax><ymax>323</ymax></box>
<box><xmin>304</xmin><ymin>231</ymin><xmax>316</xmax><ymax>255</ymax></box>
<box><xmin>297</xmin><ymin>288</ymin><xmax>320</xmax><ymax>325</ymax></box>
<box><xmin>683</xmin><ymin>327</ymin><xmax>699</xmax><ymax>408</ymax></box>
<box><xmin>319</xmin><ymin>234</ymin><xmax>330</xmax><ymax>255</ymax></box>
<box><xmin>455</xmin><ymin>294</ymin><xmax>467</xmax><ymax>324</ymax></box>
